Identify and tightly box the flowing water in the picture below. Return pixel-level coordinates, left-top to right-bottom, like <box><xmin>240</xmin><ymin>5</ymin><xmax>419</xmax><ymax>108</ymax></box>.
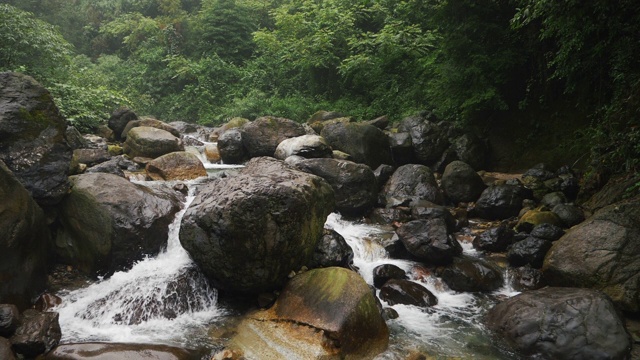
<box><xmin>54</xmin><ymin>149</ymin><xmax>519</xmax><ymax>358</ymax></box>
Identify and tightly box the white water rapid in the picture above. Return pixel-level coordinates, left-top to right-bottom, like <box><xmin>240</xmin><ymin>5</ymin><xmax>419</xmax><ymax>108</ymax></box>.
<box><xmin>325</xmin><ymin>213</ymin><xmax>519</xmax><ymax>359</ymax></box>
<box><xmin>54</xmin><ymin>182</ymin><xmax>225</xmax><ymax>348</ymax></box>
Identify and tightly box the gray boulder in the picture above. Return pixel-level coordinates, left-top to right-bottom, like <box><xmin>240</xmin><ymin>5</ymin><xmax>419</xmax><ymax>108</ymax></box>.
<box><xmin>10</xmin><ymin>309</ymin><xmax>61</xmax><ymax>357</ymax></box>
<box><xmin>180</xmin><ymin>157</ymin><xmax>335</xmax><ymax>294</ymax></box>
<box><xmin>396</xmin><ymin>218</ymin><xmax>462</xmax><ymax>265</ymax></box>
<box><xmin>441</xmin><ymin>160</ymin><xmax>486</xmax><ymax>204</ymax></box>
<box><xmin>123</xmin><ymin>126</ymin><xmax>184</xmax><ymax>159</ymax></box>
<box><xmin>274</xmin><ymin>134</ymin><xmax>333</xmax><ymax>160</ymax></box>
<box><xmin>438</xmin><ymin>256</ymin><xmax>503</xmax><ymax>292</ymax></box>
<box><xmin>382</xmin><ymin>164</ymin><xmax>444</xmax><ymax>206</ymax></box>
<box><xmin>242</xmin><ymin>116</ymin><xmax>305</xmax><ymax>158</ymax></box>
<box><xmin>55</xmin><ymin>173</ymin><xmax>182</xmax><ymax>275</ymax></box>
<box><xmin>309</xmin><ymin>229</ymin><xmax>353</xmax><ymax>269</ymax></box>
<box><xmin>293</xmin><ymin>158</ymin><xmax>377</xmax><ymax>216</ymax></box>
<box><xmin>108</xmin><ymin>108</ymin><xmax>137</xmax><ymax>141</ymax></box>
<box><xmin>217</xmin><ymin>129</ymin><xmax>247</xmax><ymax>164</ymax></box>
<box><xmin>0</xmin><ymin>162</ymin><xmax>49</xmax><ymax>309</ymax></box>
<box><xmin>0</xmin><ymin>72</ymin><xmax>72</xmax><ymax>206</ymax></box>
<box><xmin>398</xmin><ymin>115</ymin><xmax>449</xmax><ymax>165</ymax></box>
<box><xmin>452</xmin><ymin>133</ymin><xmax>487</xmax><ymax>170</ymax></box>
<box><xmin>379</xmin><ymin>279</ymin><xmax>438</xmax><ymax>307</ymax></box>
<box><xmin>473</xmin><ymin>185</ymin><xmax>527</xmax><ymax>220</ymax></box>
<box><xmin>543</xmin><ymin>197</ymin><xmax>640</xmax><ymax>312</ymax></box>
<box><xmin>120</xmin><ymin>117</ymin><xmax>180</xmax><ymax>140</ymax></box>
<box><xmin>320</xmin><ymin>122</ymin><xmax>393</xmax><ymax>169</ymax></box>
<box><xmin>486</xmin><ymin>287</ymin><xmax>631</xmax><ymax>359</ymax></box>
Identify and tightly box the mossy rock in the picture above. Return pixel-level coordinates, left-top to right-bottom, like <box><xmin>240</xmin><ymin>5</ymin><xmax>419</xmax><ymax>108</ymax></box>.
<box><xmin>516</xmin><ymin>209</ymin><xmax>563</xmax><ymax>232</ymax></box>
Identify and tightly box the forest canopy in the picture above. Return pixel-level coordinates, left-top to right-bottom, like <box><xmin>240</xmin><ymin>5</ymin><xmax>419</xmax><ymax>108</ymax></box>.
<box><xmin>1</xmin><ymin>0</ymin><xmax>639</xmax><ymax>173</ymax></box>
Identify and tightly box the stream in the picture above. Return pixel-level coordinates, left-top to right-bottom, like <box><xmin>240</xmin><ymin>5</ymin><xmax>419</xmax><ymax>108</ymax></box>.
<box><xmin>53</xmin><ymin>144</ymin><xmax>520</xmax><ymax>359</ymax></box>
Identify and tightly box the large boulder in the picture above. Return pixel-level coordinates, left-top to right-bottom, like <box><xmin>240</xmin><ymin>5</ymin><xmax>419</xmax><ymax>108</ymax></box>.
<box><xmin>46</xmin><ymin>343</ymin><xmax>196</xmax><ymax>360</ymax></box>
<box><xmin>396</xmin><ymin>218</ymin><xmax>462</xmax><ymax>265</ymax></box>
<box><xmin>320</xmin><ymin>122</ymin><xmax>393</xmax><ymax>169</ymax></box>
<box><xmin>379</xmin><ymin>279</ymin><xmax>438</xmax><ymax>307</ymax></box>
<box><xmin>382</xmin><ymin>164</ymin><xmax>444</xmax><ymax>206</ymax></box>
<box><xmin>122</xmin><ymin>126</ymin><xmax>184</xmax><ymax>159</ymax></box>
<box><xmin>473</xmin><ymin>185</ymin><xmax>527</xmax><ymax>220</ymax></box>
<box><xmin>0</xmin><ymin>161</ymin><xmax>50</xmax><ymax>309</ymax></box>
<box><xmin>543</xmin><ymin>197</ymin><xmax>640</xmax><ymax>312</ymax></box>
<box><xmin>486</xmin><ymin>287</ymin><xmax>631</xmax><ymax>359</ymax></box>
<box><xmin>441</xmin><ymin>160</ymin><xmax>486</xmax><ymax>204</ymax></box>
<box><xmin>387</xmin><ymin>132</ymin><xmax>415</xmax><ymax>165</ymax></box>
<box><xmin>292</xmin><ymin>158</ymin><xmax>377</xmax><ymax>217</ymax></box>
<box><xmin>230</xmin><ymin>267</ymin><xmax>389</xmax><ymax>359</ymax></box>
<box><xmin>437</xmin><ymin>256</ymin><xmax>503</xmax><ymax>292</ymax></box>
<box><xmin>180</xmin><ymin>157</ymin><xmax>335</xmax><ymax>294</ymax></box>
<box><xmin>108</xmin><ymin>108</ymin><xmax>137</xmax><ymax>141</ymax></box>
<box><xmin>397</xmin><ymin>115</ymin><xmax>449</xmax><ymax>165</ymax></box>
<box><xmin>308</xmin><ymin>229</ymin><xmax>353</xmax><ymax>269</ymax></box>
<box><xmin>473</xmin><ymin>223</ymin><xmax>515</xmax><ymax>252</ymax></box>
<box><xmin>241</xmin><ymin>116</ymin><xmax>306</xmax><ymax>158</ymax></box>
<box><xmin>10</xmin><ymin>309</ymin><xmax>61</xmax><ymax>358</ymax></box>
<box><xmin>508</xmin><ymin>237</ymin><xmax>552</xmax><ymax>268</ymax></box>
<box><xmin>274</xmin><ymin>134</ymin><xmax>333</xmax><ymax>160</ymax></box>
<box><xmin>55</xmin><ymin>173</ymin><xmax>182</xmax><ymax>275</ymax></box>
<box><xmin>0</xmin><ymin>72</ymin><xmax>72</xmax><ymax>206</ymax></box>
<box><xmin>120</xmin><ymin>117</ymin><xmax>180</xmax><ymax>140</ymax></box>
<box><xmin>145</xmin><ymin>151</ymin><xmax>207</xmax><ymax>181</ymax></box>
<box><xmin>217</xmin><ymin>129</ymin><xmax>247</xmax><ymax>164</ymax></box>
<box><xmin>451</xmin><ymin>133</ymin><xmax>487</xmax><ymax>170</ymax></box>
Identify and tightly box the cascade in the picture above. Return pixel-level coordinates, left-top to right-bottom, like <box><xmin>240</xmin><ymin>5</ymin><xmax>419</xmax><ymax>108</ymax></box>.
<box><xmin>54</xmin><ymin>181</ymin><xmax>224</xmax><ymax>347</ymax></box>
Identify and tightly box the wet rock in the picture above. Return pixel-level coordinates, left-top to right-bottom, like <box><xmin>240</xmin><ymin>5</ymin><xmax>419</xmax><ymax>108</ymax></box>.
<box><xmin>452</xmin><ymin>133</ymin><xmax>487</xmax><ymax>170</ymax></box>
<box><xmin>10</xmin><ymin>309</ymin><xmax>61</xmax><ymax>357</ymax></box>
<box><xmin>398</xmin><ymin>115</ymin><xmax>449</xmax><ymax>165</ymax></box>
<box><xmin>71</xmin><ymin>148</ymin><xmax>111</xmax><ymax>168</ymax></box>
<box><xmin>382</xmin><ymin>307</ymin><xmax>399</xmax><ymax>320</ymax></box>
<box><xmin>123</xmin><ymin>126</ymin><xmax>184</xmax><ymax>159</ymax></box>
<box><xmin>379</xmin><ymin>279</ymin><xmax>438</xmax><ymax>307</ymax></box>
<box><xmin>438</xmin><ymin>256</ymin><xmax>503</xmax><ymax>292</ymax></box>
<box><xmin>509</xmin><ymin>265</ymin><xmax>544</xmax><ymax>291</ymax></box>
<box><xmin>410</xmin><ymin>204</ymin><xmax>456</xmax><ymax>233</ymax></box>
<box><xmin>382</xmin><ymin>164</ymin><xmax>444</xmax><ymax>206</ymax></box>
<box><xmin>387</xmin><ymin>132</ymin><xmax>414</xmax><ymax>165</ymax></box>
<box><xmin>441</xmin><ymin>160</ymin><xmax>486</xmax><ymax>204</ymax></box>
<box><xmin>522</xmin><ymin>163</ymin><xmax>555</xmax><ymax>182</ymax></box>
<box><xmin>0</xmin><ymin>72</ymin><xmax>72</xmax><ymax>206</ymax></box>
<box><xmin>396</xmin><ymin>219</ymin><xmax>462</xmax><ymax>265</ymax></box>
<box><xmin>34</xmin><ymin>293</ymin><xmax>62</xmax><ymax>312</ymax></box>
<box><xmin>373</xmin><ymin>264</ymin><xmax>408</xmax><ymax>288</ymax></box>
<box><xmin>473</xmin><ymin>224</ymin><xmax>515</xmax><ymax>252</ymax></box>
<box><xmin>530</xmin><ymin>223</ymin><xmax>564</xmax><ymax>241</ymax></box>
<box><xmin>145</xmin><ymin>151</ymin><xmax>207</xmax><ymax>181</ymax></box>
<box><xmin>321</xmin><ymin>122</ymin><xmax>393</xmax><ymax>169</ymax></box>
<box><xmin>309</xmin><ymin>229</ymin><xmax>353</xmax><ymax>269</ymax></box>
<box><xmin>0</xmin><ymin>304</ymin><xmax>20</xmax><ymax>337</ymax></box>
<box><xmin>551</xmin><ymin>204</ymin><xmax>585</xmax><ymax>228</ymax></box>
<box><xmin>231</xmin><ymin>267</ymin><xmax>389</xmax><ymax>359</ymax></box>
<box><xmin>46</xmin><ymin>342</ymin><xmax>196</xmax><ymax>360</ymax></box>
<box><xmin>204</xmin><ymin>143</ymin><xmax>220</xmax><ymax>163</ymax></box>
<box><xmin>217</xmin><ymin>129</ymin><xmax>247</xmax><ymax>164</ymax></box>
<box><xmin>180</xmin><ymin>157</ymin><xmax>334</xmax><ymax>294</ymax></box>
<box><xmin>508</xmin><ymin>237</ymin><xmax>552</xmax><ymax>268</ymax></box>
<box><xmin>65</xmin><ymin>126</ymin><xmax>87</xmax><ymax>149</ymax></box>
<box><xmin>292</xmin><ymin>158</ymin><xmax>377</xmax><ymax>216</ymax></box>
<box><xmin>485</xmin><ymin>287</ymin><xmax>631</xmax><ymax>360</ymax></box>
<box><xmin>85</xmin><ymin>155</ymin><xmax>139</xmax><ymax>177</ymax></box>
<box><xmin>55</xmin><ymin>173</ymin><xmax>182</xmax><ymax>275</ymax></box>
<box><xmin>121</xmin><ymin>117</ymin><xmax>180</xmax><ymax>140</ymax></box>
<box><xmin>540</xmin><ymin>191</ymin><xmax>567</xmax><ymax>208</ymax></box>
<box><xmin>560</xmin><ymin>175</ymin><xmax>580</xmax><ymax>200</ymax></box>
<box><xmin>0</xmin><ymin>338</ymin><xmax>15</xmax><ymax>360</ymax></box>
<box><xmin>210</xmin><ymin>117</ymin><xmax>249</xmax><ymax>141</ymax></box>
<box><xmin>431</xmin><ymin>147</ymin><xmax>459</xmax><ymax>174</ymax></box>
<box><xmin>515</xmin><ymin>209</ymin><xmax>563</xmax><ymax>232</ymax></box>
<box><xmin>543</xmin><ymin>197</ymin><xmax>640</xmax><ymax>312</ymax></box>
<box><xmin>0</xmin><ymin>161</ymin><xmax>49</xmax><ymax>309</ymax></box>
<box><xmin>368</xmin><ymin>207</ymin><xmax>412</xmax><ymax>225</ymax></box>
<box><xmin>473</xmin><ymin>185</ymin><xmax>527</xmax><ymax>220</ymax></box>
<box><xmin>373</xmin><ymin>164</ymin><xmax>395</xmax><ymax>191</ymax></box>
<box><xmin>108</xmin><ymin>108</ymin><xmax>137</xmax><ymax>141</ymax></box>
<box><xmin>242</xmin><ymin>116</ymin><xmax>305</xmax><ymax>158</ymax></box>
<box><xmin>274</xmin><ymin>134</ymin><xmax>333</xmax><ymax>160</ymax></box>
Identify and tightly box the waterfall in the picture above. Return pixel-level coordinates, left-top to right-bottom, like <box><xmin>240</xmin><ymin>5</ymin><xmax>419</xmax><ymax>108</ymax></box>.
<box><xmin>325</xmin><ymin>213</ymin><xmax>516</xmax><ymax>359</ymax></box>
<box><xmin>54</xmin><ymin>182</ymin><xmax>224</xmax><ymax>347</ymax></box>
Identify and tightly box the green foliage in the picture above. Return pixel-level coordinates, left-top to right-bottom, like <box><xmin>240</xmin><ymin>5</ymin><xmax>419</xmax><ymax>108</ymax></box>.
<box><xmin>0</xmin><ymin>4</ymin><xmax>73</xmax><ymax>80</ymax></box>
